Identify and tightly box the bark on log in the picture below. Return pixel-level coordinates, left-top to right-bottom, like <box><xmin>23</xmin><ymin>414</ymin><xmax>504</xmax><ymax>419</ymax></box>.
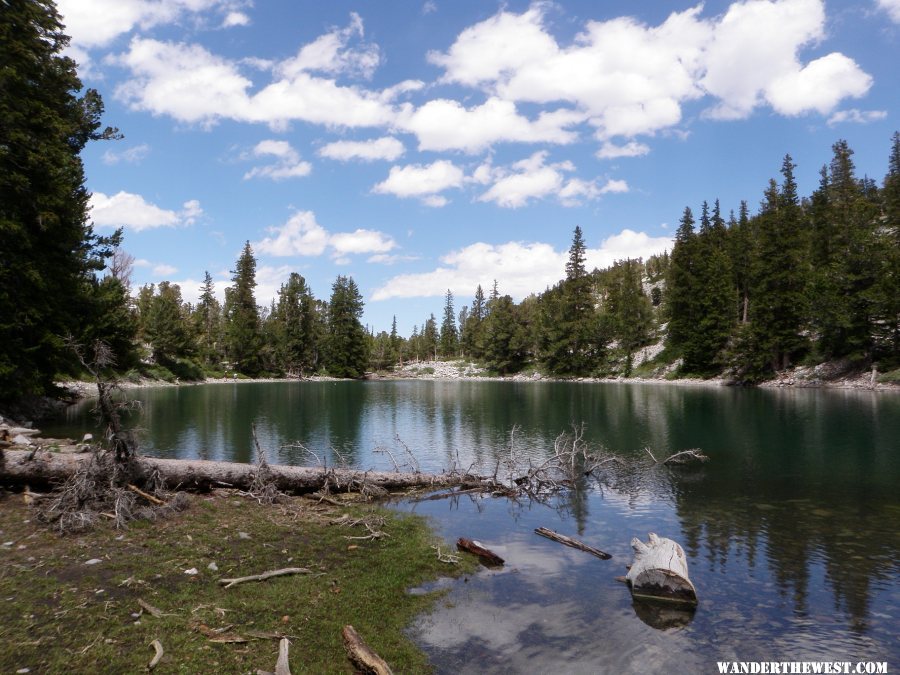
<box><xmin>625</xmin><ymin>533</ymin><xmax>697</xmax><ymax>605</ymax></box>
<box><xmin>341</xmin><ymin>625</ymin><xmax>393</xmax><ymax>675</ymax></box>
<box><xmin>534</xmin><ymin>527</ymin><xmax>611</xmax><ymax>559</ymax></box>
<box><xmin>456</xmin><ymin>538</ymin><xmax>504</xmax><ymax>566</ymax></box>
<box><xmin>0</xmin><ymin>450</ymin><xmax>468</xmax><ymax>494</ymax></box>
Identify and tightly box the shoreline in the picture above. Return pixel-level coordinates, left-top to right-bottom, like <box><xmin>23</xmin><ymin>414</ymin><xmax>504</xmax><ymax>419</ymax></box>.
<box><xmin>55</xmin><ymin>363</ymin><xmax>899</xmax><ymax>400</ymax></box>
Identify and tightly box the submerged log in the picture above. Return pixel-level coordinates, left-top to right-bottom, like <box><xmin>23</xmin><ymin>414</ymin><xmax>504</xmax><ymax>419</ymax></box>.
<box><xmin>456</xmin><ymin>537</ymin><xmax>505</xmax><ymax>566</ymax></box>
<box><xmin>625</xmin><ymin>533</ymin><xmax>697</xmax><ymax>606</ymax></box>
<box><xmin>0</xmin><ymin>449</ymin><xmax>469</xmax><ymax>495</ymax></box>
<box><xmin>534</xmin><ymin>527</ymin><xmax>611</xmax><ymax>559</ymax></box>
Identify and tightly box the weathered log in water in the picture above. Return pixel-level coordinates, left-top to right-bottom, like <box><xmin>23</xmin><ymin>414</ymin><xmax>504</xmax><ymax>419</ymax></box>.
<box><xmin>625</xmin><ymin>532</ymin><xmax>697</xmax><ymax>606</ymax></box>
<box><xmin>0</xmin><ymin>449</ymin><xmax>470</xmax><ymax>494</ymax></box>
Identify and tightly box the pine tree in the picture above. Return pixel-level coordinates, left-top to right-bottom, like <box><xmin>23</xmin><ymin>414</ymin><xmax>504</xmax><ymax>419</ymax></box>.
<box><xmin>0</xmin><ymin>0</ymin><xmax>124</xmax><ymax>398</ymax></box>
<box><xmin>224</xmin><ymin>242</ymin><xmax>262</xmax><ymax>375</ymax></box>
<box><xmin>193</xmin><ymin>271</ymin><xmax>221</xmax><ymax>366</ymax></box>
<box><xmin>145</xmin><ymin>282</ymin><xmax>192</xmax><ymax>363</ymax></box>
<box><xmin>483</xmin><ymin>295</ymin><xmax>526</xmax><ymax>374</ymax></box>
<box><xmin>273</xmin><ymin>272</ymin><xmax>314</xmax><ymax>375</ymax></box>
<box><xmin>541</xmin><ymin>226</ymin><xmax>602</xmax><ymax>375</ymax></box>
<box><xmin>461</xmin><ymin>285</ymin><xmax>487</xmax><ymax>359</ymax></box>
<box><xmin>876</xmin><ymin>132</ymin><xmax>900</xmax><ymax>360</ymax></box>
<box><xmin>422</xmin><ymin>315</ymin><xmax>438</xmax><ymax>360</ymax></box>
<box><xmin>439</xmin><ymin>289</ymin><xmax>458</xmax><ymax>357</ymax></box>
<box><xmin>666</xmin><ymin>207</ymin><xmax>699</xmax><ymax>362</ymax></box>
<box><xmin>602</xmin><ymin>259</ymin><xmax>653</xmax><ymax>374</ymax></box>
<box><xmin>324</xmin><ymin>275</ymin><xmax>368</xmax><ymax>377</ymax></box>
<box><xmin>748</xmin><ymin>156</ymin><xmax>808</xmax><ymax>371</ymax></box>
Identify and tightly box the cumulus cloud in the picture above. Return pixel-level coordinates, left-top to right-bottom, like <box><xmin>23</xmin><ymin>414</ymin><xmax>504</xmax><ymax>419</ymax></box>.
<box><xmin>253</xmin><ymin>211</ymin><xmax>397</xmax><ymax>259</ymax></box>
<box><xmin>876</xmin><ymin>0</ymin><xmax>900</xmax><ymax>22</ymax></box>
<box><xmin>371</xmin><ymin>229</ymin><xmax>672</xmax><ymax>301</ymax></box>
<box><xmin>429</xmin><ymin>0</ymin><xmax>871</xmax><ymax>140</ymax></box>
<box><xmin>221</xmin><ymin>11</ymin><xmax>250</xmax><ymax>28</ymax></box>
<box><xmin>101</xmin><ymin>143</ymin><xmax>150</xmax><ymax>165</ymax></box>
<box><xmin>826</xmin><ymin>108</ymin><xmax>888</xmax><ymax>126</ymax></box>
<box><xmin>396</xmin><ymin>97</ymin><xmax>582</xmax><ymax>154</ymax></box>
<box><xmin>277</xmin><ymin>13</ymin><xmax>379</xmax><ymax>80</ymax></box>
<box><xmin>89</xmin><ymin>191</ymin><xmax>202</xmax><ymax>231</ymax></box>
<box><xmin>319</xmin><ymin>136</ymin><xmax>405</xmax><ymax>162</ymax></box>
<box><xmin>477</xmin><ymin>152</ymin><xmax>615</xmax><ymax>208</ymax></box>
<box><xmin>254</xmin><ymin>211</ymin><xmax>330</xmax><ymax>257</ymax></box>
<box><xmin>372</xmin><ymin>160</ymin><xmax>465</xmax><ymax>205</ymax></box>
<box><xmin>113</xmin><ymin>24</ymin><xmax>397</xmax><ymax>129</ymax></box>
<box><xmin>596</xmin><ymin>141</ymin><xmax>651</xmax><ymax>159</ymax></box>
<box><xmin>243</xmin><ymin>139</ymin><xmax>312</xmax><ymax>180</ymax></box>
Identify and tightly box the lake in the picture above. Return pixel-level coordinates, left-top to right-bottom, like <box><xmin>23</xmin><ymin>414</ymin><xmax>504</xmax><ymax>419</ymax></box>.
<box><xmin>43</xmin><ymin>380</ymin><xmax>900</xmax><ymax>672</ymax></box>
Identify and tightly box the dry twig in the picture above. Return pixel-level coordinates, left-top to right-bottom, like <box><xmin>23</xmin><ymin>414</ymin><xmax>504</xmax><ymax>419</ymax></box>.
<box><xmin>218</xmin><ymin>567</ymin><xmax>311</xmax><ymax>589</ymax></box>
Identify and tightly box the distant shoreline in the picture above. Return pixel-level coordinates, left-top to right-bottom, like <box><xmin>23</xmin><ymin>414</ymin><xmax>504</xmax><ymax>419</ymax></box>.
<box><xmin>57</xmin><ymin>363</ymin><xmax>898</xmax><ymax>400</ymax></box>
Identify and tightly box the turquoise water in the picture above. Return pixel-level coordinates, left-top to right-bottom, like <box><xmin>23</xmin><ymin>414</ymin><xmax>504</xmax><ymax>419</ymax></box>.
<box><xmin>44</xmin><ymin>381</ymin><xmax>900</xmax><ymax>672</ymax></box>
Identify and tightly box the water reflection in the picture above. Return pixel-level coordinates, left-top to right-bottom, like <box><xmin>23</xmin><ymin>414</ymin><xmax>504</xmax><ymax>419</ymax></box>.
<box><xmin>43</xmin><ymin>381</ymin><xmax>900</xmax><ymax>668</ymax></box>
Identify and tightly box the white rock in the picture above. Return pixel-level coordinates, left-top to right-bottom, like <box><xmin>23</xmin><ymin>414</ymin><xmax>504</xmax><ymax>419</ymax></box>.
<box><xmin>184</xmin><ymin>568</ymin><xmax>199</xmax><ymax>575</ymax></box>
<box><xmin>84</xmin><ymin>558</ymin><xmax>102</xmax><ymax>565</ymax></box>
<box><xmin>207</xmin><ymin>562</ymin><xmax>218</xmax><ymax>572</ymax></box>
<box><xmin>12</xmin><ymin>435</ymin><xmax>33</xmax><ymax>446</ymax></box>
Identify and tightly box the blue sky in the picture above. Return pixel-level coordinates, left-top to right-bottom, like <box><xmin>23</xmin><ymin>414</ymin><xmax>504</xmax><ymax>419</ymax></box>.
<box><xmin>59</xmin><ymin>0</ymin><xmax>899</xmax><ymax>334</ymax></box>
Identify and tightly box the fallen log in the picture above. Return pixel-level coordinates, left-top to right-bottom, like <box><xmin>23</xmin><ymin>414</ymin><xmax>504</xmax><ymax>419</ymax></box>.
<box><xmin>625</xmin><ymin>533</ymin><xmax>697</xmax><ymax>606</ymax></box>
<box><xmin>534</xmin><ymin>527</ymin><xmax>611</xmax><ymax>559</ymax></box>
<box><xmin>456</xmin><ymin>537</ymin><xmax>504</xmax><ymax>566</ymax></box>
<box><xmin>219</xmin><ymin>567</ymin><xmax>310</xmax><ymax>589</ymax></box>
<box><xmin>0</xmin><ymin>449</ymin><xmax>471</xmax><ymax>495</ymax></box>
<box><xmin>342</xmin><ymin>625</ymin><xmax>392</xmax><ymax>675</ymax></box>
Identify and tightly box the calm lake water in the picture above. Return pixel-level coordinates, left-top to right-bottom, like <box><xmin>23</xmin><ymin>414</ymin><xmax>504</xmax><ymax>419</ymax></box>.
<box><xmin>44</xmin><ymin>381</ymin><xmax>900</xmax><ymax>672</ymax></box>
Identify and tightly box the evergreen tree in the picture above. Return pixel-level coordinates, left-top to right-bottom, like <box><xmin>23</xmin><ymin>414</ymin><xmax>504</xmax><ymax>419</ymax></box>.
<box><xmin>749</xmin><ymin>156</ymin><xmax>808</xmax><ymax>371</ymax></box>
<box><xmin>273</xmin><ymin>272</ymin><xmax>314</xmax><ymax>375</ymax></box>
<box><xmin>145</xmin><ymin>282</ymin><xmax>192</xmax><ymax>363</ymax></box>
<box><xmin>541</xmin><ymin>226</ymin><xmax>602</xmax><ymax>375</ymax></box>
<box><xmin>389</xmin><ymin>316</ymin><xmax>402</xmax><ymax>366</ymax></box>
<box><xmin>194</xmin><ymin>271</ymin><xmax>221</xmax><ymax>366</ymax></box>
<box><xmin>0</xmin><ymin>0</ymin><xmax>124</xmax><ymax>398</ymax></box>
<box><xmin>602</xmin><ymin>259</ymin><xmax>653</xmax><ymax>375</ymax></box>
<box><xmin>461</xmin><ymin>285</ymin><xmax>486</xmax><ymax>359</ymax></box>
<box><xmin>324</xmin><ymin>275</ymin><xmax>368</xmax><ymax>377</ymax></box>
<box><xmin>422</xmin><ymin>314</ymin><xmax>438</xmax><ymax>360</ymax></box>
<box><xmin>439</xmin><ymin>289</ymin><xmax>458</xmax><ymax>357</ymax></box>
<box><xmin>875</xmin><ymin>132</ymin><xmax>900</xmax><ymax>361</ymax></box>
<box><xmin>224</xmin><ymin>242</ymin><xmax>262</xmax><ymax>374</ymax></box>
<box><xmin>666</xmin><ymin>207</ymin><xmax>700</xmax><ymax>362</ymax></box>
<box><xmin>483</xmin><ymin>295</ymin><xmax>526</xmax><ymax>374</ymax></box>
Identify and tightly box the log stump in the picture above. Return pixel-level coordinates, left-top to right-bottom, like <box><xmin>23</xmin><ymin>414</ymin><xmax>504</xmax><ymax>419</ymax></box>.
<box><xmin>625</xmin><ymin>532</ymin><xmax>697</xmax><ymax>606</ymax></box>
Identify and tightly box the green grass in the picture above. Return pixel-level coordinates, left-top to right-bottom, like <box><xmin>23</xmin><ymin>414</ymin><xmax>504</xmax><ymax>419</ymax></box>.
<box><xmin>0</xmin><ymin>492</ymin><xmax>475</xmax><ymax>674</ymax></box>
<box><xmin>877</xmin><ymin>368</ymin><xmax>900</xmax><ymax>384</ymax></box>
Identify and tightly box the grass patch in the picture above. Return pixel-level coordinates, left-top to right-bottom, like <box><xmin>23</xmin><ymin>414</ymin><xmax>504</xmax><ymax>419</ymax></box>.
<box><xmin>0</xmin><ymin>491</ymin><xmax>474</xmax><ymax>674</ymax></box>
<box><xmin>877</xmin><ymin>368</ymin><xmax>900</xmax><ymax>384</ymax></box>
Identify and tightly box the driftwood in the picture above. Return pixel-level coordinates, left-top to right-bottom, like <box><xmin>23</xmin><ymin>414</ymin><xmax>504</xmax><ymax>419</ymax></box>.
<box><xmin>0</xmin><ymin>450</ymin><xmax>469</xmax><ymax>495</ymax></box>
<box><xmin>534</xmin><ymin>527</ymin><xmax>611</xmax><ymax>559</ymax></box>
<box><xmin>128</xmin><ymin>483</ymin><xmax>165</xmax><ymax>505</ymax></box>
<box><xmin>148</xmin><ymin>639</ymin><xmax>164</xmax><ymax>670</ymax></box>
<box><xmin>625</xmin><ymin>533</ymin><xmax>697</xmax><ymax>606</ymax></box>
<box><xmin>275</xmin><ymin>638</ymin><xmax>291</xmax><ymax>675</ymax></box>
<box><xmin>456</xmin><ymin>538</ymin><xmax>504</xmax><ymax>566</ymax></box>
<box><xmin>219</xmin><ymin>567</ymin><xmax>310</xmax><ymax>589</ymax></box>
<box><xmin>342</xmin><ymin>625</ymin><xmax>392</xmax><ymax>675</ymax></box>
<box><xmin>137</xmin><ymin>598</ymin><xmax>164</xmax><ymax>618</ymax></box>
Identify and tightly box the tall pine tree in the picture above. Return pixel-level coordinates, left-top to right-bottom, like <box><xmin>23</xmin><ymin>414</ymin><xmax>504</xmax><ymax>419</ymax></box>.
<box><xmin>224</xmin><ymin>242</ymin><xmax>262</xmax><ymax>375</ymax></box>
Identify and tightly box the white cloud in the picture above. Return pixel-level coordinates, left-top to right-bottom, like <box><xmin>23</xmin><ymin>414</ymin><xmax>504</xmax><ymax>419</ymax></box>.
<box><xmin>319</xmin><ymin>136</ymin><xmax>405</xmax><ymax>162</ymax></box>
<box><xmin>254</xmin><ymin>211</ymin><xmax>330</xmax><ymax>257</ymax></box>
<box><xmin>56</xmin><ymin>0</ymin><xmax>230</xmax><ymax>49</ymax></box>
<box><xmin>372</xmin><ymin>229</ymin><xmax>672</xmax><ymax>300</ymax></box>
<box><xmin>765</xmin><ymin>53</ymin><xmax>872</xmax><ymax>116</ymax></box>
<box><xmin>89</xmin><ymin>191</ymin><xmax>201</xmax><ymax>231</ymax></box>
<box><xmin>599</xmin><ymin>179</ymin><xmax>629</xmax><ymax>194</ymax></box>
<box><xmin>114</xmin><ymin>35</ymin><xmax>397</xmax><ymax>129</ymax></box>
<box><xmin>596</xmin><ymin>141</ymin><xmax>651</xmax><ymax>159</ymax></box>
<box><xmin>101</xmin><ymin>143</ymin><xmax>150</xmax><ymax>165</ymax></box>
<box><xmin>396</xmin><ymin>97</ymin><xmax>582</xmax><ymax>153</ymax></box>
<box><xmin>152</xmin><ymin>263</ymin><xmax>178</xmax><ymax>276</ymax></box>
<box><xmin>372</xmin><ymin>160</ymin><xmax>465</xmax><ymax>205</ymax></box>
<box><xmin>221</xmin><ymin>11</ymin><xmax>250</xmax><ymax>28</ymax></box>
<box><xmin>477</xmin><ymin>152</ymin><xmax>610</xmax><ymax>208</ymax></box>
<box><xmin>422</xmin><ymin>1</ymin><xmax>438</xmax><ymax>15</ymax></box>
<box><xmin>826</xmin><ymin>108</ymin><xmax>888</xmax><ymax>126</ymax></box>
<box><xmin>702</xmin><ymin>0</ymin><xmax>871</xmax><ymax>119</ymax></box>
<box><xmin>429</xmin><ymin>1</ymin><xmax>871</xmax><ymax>140</ymax></box>
<box><xmin>243</xmin><ymin>139</ymin><xmax>312</xmax><ymax>180</ymax></box>
<box><xmin>876</xmin><ymin>0</ymin><xmax>900</xmax><ymax>22</ymax></box>
<box><xmin>254</xmin><ymin>211</ymin><xmax>397</xmax><ymax>259</ymax></box>
<box><xmin>329</xmin><ymin>229</ymin><xmax>396</xmax><ymax>255</ymax></box>
<box><xmin>367</xmin><ymin>253</ymin><xmax>420</xmax><ymax>265</ymax></box>
<box><xmin>277</xmin><ymin>13</ymin><xmax>379</xmax><ymax>80</ymax></box>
